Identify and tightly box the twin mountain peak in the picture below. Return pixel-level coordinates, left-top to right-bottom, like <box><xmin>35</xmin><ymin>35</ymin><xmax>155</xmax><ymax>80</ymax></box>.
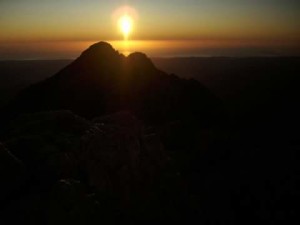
<box><xmin>5</xmin><ymin>41</ymin><xmax>224</xmax><ymax>126</ymax></box>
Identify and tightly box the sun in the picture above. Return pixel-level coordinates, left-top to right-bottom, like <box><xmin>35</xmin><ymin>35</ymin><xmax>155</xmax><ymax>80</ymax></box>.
<box><xmin>119</xmin><ymin>15</ymin><xmax>133</xmax><ymax>40</ymax></box>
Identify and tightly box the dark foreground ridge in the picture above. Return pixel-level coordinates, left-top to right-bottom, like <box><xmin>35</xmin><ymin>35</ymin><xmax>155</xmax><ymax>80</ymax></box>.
<box><xmin>0</xmin><ymin>42</ymin><xmax>297</xmax><ymax>224</ymax></box>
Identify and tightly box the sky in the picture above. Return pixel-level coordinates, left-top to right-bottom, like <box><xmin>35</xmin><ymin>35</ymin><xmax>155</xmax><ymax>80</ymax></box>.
<box><xmin>0</xmin><ymin>0</ymin><xmax>299</xmax><ymax>59</ymax></box>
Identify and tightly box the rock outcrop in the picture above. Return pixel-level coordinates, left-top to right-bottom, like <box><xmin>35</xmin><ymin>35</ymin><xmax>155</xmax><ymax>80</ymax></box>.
<box><xmin>80</xmin><ymin>111</ymin><xmax>167</xmax><ymax>203</ymax></box>
<box><xmin>4</xmin><ymin>110</ymin><xmax>90</xmax><ymax>182</ymax></box>
<box><xmin>0</xmin><ymin>111</ymin><xmax>170</xmax><ymax>224</ymax></box>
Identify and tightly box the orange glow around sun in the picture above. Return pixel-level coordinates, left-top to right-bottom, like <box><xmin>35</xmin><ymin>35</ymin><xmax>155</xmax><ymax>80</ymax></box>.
<box><xmin>118</xmin><ymin>15</ymin><xmax>133</xmax><ymax>40</ymax></box>
<box><xmin>113</xmin><ymin>6</ymin><xmax>137</xmax><ymax>41</ymax></box>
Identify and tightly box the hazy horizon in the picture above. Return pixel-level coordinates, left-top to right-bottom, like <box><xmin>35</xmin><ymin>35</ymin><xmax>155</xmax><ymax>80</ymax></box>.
<box><xmin>1</xmin><ymin>40</ymin><xmax>300</xmax><ymax>60</ymax></box>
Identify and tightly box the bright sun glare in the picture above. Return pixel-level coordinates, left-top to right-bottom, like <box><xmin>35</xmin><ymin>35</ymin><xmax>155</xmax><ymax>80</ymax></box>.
<box><xmin>119</xmin><ymin>15</ymin><xmax>133</xmax><ymax>40</ymax></box>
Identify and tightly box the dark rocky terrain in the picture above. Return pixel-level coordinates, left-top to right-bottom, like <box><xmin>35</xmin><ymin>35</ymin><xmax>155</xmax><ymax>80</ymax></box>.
<box><xmin>0</xmin><ymin>42</ymin><xmax>298</xmax><ymax>224</ymax></box>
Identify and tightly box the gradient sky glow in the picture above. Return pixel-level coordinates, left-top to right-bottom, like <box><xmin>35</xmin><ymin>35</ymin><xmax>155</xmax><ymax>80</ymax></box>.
<box><xmin>0</xmin><ymin>0</ymin><xmax>299</xmax><ymax>58</ymax></box>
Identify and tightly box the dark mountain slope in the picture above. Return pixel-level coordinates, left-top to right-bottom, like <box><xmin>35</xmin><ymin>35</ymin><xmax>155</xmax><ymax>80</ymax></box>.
<box><xmin>0</xmin><ymin>42</ymin><xmax>297</xmax><ymax>224</ymax></box>
<box><xmin>3</xmin><ymin>42</ymin><xmax>225</xmax><ymax>128</ymax></box>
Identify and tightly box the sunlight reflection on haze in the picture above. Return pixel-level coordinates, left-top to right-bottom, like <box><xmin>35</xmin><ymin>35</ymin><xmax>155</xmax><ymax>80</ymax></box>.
<box><xmin>0</xmin><ymin>40</ymin><xmax>299</xmax><ymax>60</ymax></box>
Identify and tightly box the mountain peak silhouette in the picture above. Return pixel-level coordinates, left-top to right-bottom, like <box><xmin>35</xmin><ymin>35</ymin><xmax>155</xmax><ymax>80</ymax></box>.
<box><xmin>127</xmin><ymin>52</ymin><xmax>155</xmax><ymax>71</ymax></box>
<box><xmin>4</xmin><ymin>41</ymin><xmax>224</xmax><ymax>126</ymax></box>
<box><xmin>77</xmin><ymin>42</ymin><xmax>154</xmax><ymax>72</ymax></box>
<box><xmin>81</xmin><ymin>41</ymin><xmax>117</xmax><ymax>57</ymax></box>
<box><xmin>72</xmin><ymin>41</ymin><xmax>122</xmax><ymax>71</ymax></box>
